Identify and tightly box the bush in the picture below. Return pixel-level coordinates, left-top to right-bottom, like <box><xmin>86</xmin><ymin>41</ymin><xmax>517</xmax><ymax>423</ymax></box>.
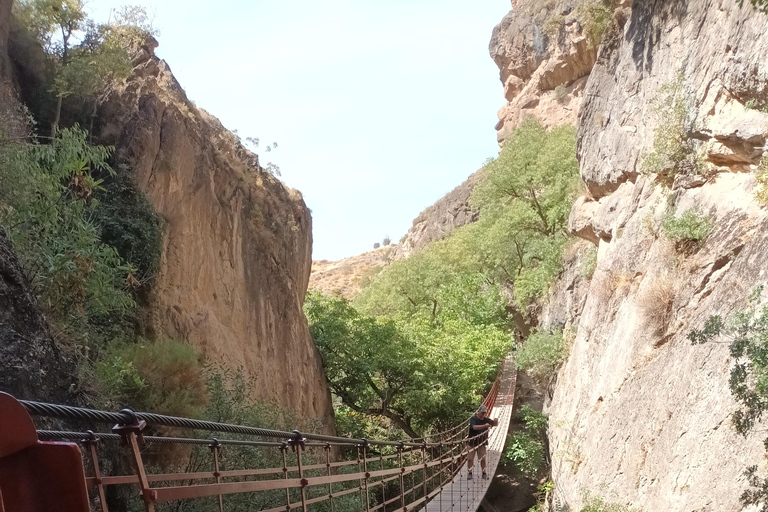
<box><xmin>93</xmin><ymin>166</ymin><xmax>162</xmax><ymax>282</ymax></box>
<box><xmin>554</xmin><ymin>84</ymin><xmax>568</xmax><ymax>104</ymax></box>
<box><xmin>95</xmin><ymin>338</ymin><xmax>208</xmax><ymax>417</ymax></box>
<box><xmin>580</xmin><ymin>491</ymin><xmax>640</xmax><ymax>512</ymax></box>
<box><xmin>503</xmin><ymin>405</ymin><xmax>548</xmax><ymax>476</ymax></box>
<box><xmin>642</xmin><ymin>77</ymin><xmax>695</xmax><ymax>181</ymax></box>
<box><xmin>0</xmin><ymin>127</ymin><xmax>135</xmax><ymax>334</ymax></box>
<box><xmin>516</xmin><ymin>329</ymin><xmax>568</xmax><ymax>380</ymax></box>
<box><xmin>661</xmin><ymin>208</ymin><xmax>713</xmax><ymax>251</ymax></box>
<box><xmin>577</xmin><ymin>0</ymin><xmax>613</xmax><ymax>49</ymax></box>
<box><xmin>754</xmin><ymin>154</ymin><xmax>768</xmax><ymax>205</ymax></box>
<box><xmin>580</xmin><ymin>245</ymin><xmax>598</xmax><ymax>279</ymax></box>
<box><xmin>505</xmin><ymin>431</ymin><xmax>545</xmax><ymax>476</ymax></box>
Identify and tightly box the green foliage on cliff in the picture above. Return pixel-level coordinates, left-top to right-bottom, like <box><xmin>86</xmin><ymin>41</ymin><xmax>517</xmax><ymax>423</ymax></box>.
<box><xmin>642</xmin><ymin>77</ymin><xmax>696</xmax><ymax>181</ymax></box>
<box><xmin>503</xmin><ymin>405</ymin><xmax>548</xmax><ymax>476</ymax></box>
<box><xmin>740</xmin><ymin>0</ymin><xmax>768</xmax><ymax>14</ymax></box>
<box><xmin>580</xmin><ymin>493</ymin><xmax>640</xmax><ymax>512</ymax></box>
<box><xmin>576</xmin><ymin>0</ymin><xmax>614</xmax><ymax>49</ymax></box>
<box><xmin>689</xmin><ymin>287</ymin><xmax>768</xmax><ymax>510</ymax></box>
<box><xmin>515</xmin><ymin>329</ymin><xmax>568</xmax><ymax>380</ymax></box>
<box><xmin>92</xmin><ymin>167</ymin><xmax>163</xmax><ymax>282</ymax></box>
<box><xmin>305</xmin><ymin>290</ymin><xmax>508</xmax><ymax>437</ymax></box>
<box><xmin>0</xmin><ymin>127</ymin><xmax>136</xmax><ymax>333</ymax></box>
<box><xmin>661</xmin><ymin>208</ymin><xmax>713</xmax><ymax>251</ymax></box>
<box><xmin>13</xmin><ymin>1</ymin><xmax>155</xmax><ymax>134</ymax></box>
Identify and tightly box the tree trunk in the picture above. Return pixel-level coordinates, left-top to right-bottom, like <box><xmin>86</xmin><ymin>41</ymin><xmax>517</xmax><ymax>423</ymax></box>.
<box><xmin>51</xmin><ymin>95</ymin><xmax>63</xmax><ymax>139</ymax></box>
<box><xmin>380</xmin><ymin>409</ymin><xmax>421</xmax><ymax>440</ymax></box>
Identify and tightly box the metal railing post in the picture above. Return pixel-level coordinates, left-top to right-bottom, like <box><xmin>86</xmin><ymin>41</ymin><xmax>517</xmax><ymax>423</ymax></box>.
<box><xmin>288</xmin><ymin>431</ymin><xmax>308</xmax><ymax>512</ymax></box>
<box><xmin>361</xmin><ymin>439</ymin><xmax>370</xmax><ymax>512</ymax></box>
<box><xmin>379</xmin><ymin>450</ymin><xmax>386</xmax><ymax>512</ymax></box>
<box><xmin>397</xmin><ymin>442</ymin><xmax>405</xmax><ymax>512</ymax></box>
<box><xmin>421</xmin><ymin>444</ymin><xmax>427</xmax><ymax>502</ymax></box>
<box><xmin>209</xmin><ymin>439</ymin><xmax>224</xmax><ymax>512</ymax></box>
<box><xmin>325</xmin><ymin>443</ymin><xmax>334</xmax><ymax>512</ymax></box>
<box><xmin>112</xmin><ymin>409</ymin><xmax>155</xmax><ymax>512</ymax></box>
<box><xmin>82</xmin><ymin>431</ymin><xmax>108</xmax><ymax>512</ymax></box>
<box><xmin>281</xmin><ymin>442</ymin><xmax>292</xmax><ymax>510</ymax></box>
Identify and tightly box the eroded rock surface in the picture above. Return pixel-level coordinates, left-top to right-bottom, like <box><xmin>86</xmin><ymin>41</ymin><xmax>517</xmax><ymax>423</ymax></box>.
<box><xmin>96</xmin><ymin>42</ymin><xmax>334</xmax><ymax>430</ymax></box>
<box><xmin>392</xmin><ymin>171</ymin><xmax>480</xmax><ymax>260</ymax></box>
<box><xmin>542</xmin><ymin>1</ymin><xmax>768</xmax><ymax>509</ymax></box>
<box><xmin>489</xmin><ymin>0</ymin><xmax>599</xmax><ymax>142</ymax></box>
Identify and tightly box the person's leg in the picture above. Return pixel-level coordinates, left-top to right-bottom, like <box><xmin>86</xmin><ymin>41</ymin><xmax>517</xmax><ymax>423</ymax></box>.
<box><xmin>467</xmin><ymin>445</ymin><xmax>475</xmax><ymax>474</ymax></box>
<box><xmin>478</xmin><ymin>445</ymin><xmax>487</xmax><ymax>474</ymax></box>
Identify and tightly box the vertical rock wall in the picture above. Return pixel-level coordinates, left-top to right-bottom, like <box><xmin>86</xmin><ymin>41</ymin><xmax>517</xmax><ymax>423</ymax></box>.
<box><xmin>490</xmin><ymin>0</ymin><xmax>599</xmax><ymax>143</ymax></box>
<box><xmin>537</xmin><ymin>1</ymin><xmax>768</xmax><ymax>509</ymax></box>
<box><xmin>97</xmin><ymin>43</ymin><xmax>335</xmax><ymax>430</ymax></box>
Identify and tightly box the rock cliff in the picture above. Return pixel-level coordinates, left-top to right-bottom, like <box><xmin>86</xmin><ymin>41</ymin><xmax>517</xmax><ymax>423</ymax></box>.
<box><xmin>96</xmin><ymin>42</ymin><xmax>335</xmax><ymax>429</ymax></box>
<box><xmin>532</xmin><ymin>1</ymin><xmax>768</xmax><ymax>509</ymax></box>
<box><xmin>392</xmin><ymin>171</ymin><xmax>481</xmax><ymax>260</ymax></box>
<box><xmin>490</xmin><ymin>0</ymin><xmax>600</xmax><ymax>143</ymax></box>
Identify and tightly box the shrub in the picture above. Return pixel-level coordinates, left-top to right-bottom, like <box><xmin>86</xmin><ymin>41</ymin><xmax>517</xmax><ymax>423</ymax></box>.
<box><xmin>0</xmin><ymin>127</ymin><xmax>135</xmax><ymax>332</ymax></box>
<box><xmin>503</xmin><ymin>405</ymin><xmax>548</xmax><ymax>476</ymax></box>
<box><xmin>577</xmin><ymin>0</ymin><xmax>613</xmax><ymax>49</ymax></box>
<box><xmin>95</xmin><ymin>338</ymin><xmax>208</xmax><ymax>417</ymax></box>
<box><xmin>642</xmin><ymin>77</ymin><xmax>695</xmax><ymax>181</ymax></box>
<box><xmin>580</xmin><ymin>491</ymin><xmax>640</xmax><ymax>512</ymax></box>
<box><xmin>92</xmin><ymin>166</ymin><xmax>162</xmax><ymax>282</ymax></box>
<box><xmin>554</xmin><ymin>84</ymin><xmax>568</xmax><ymax>104</ymax></box>
<box><xmin>516</xmin><ymin>329</ymin><xmax>568</xmax><ymax>380</ymax></box>
<box><xmin>373</xmin><ymin>242</ymin><xmax>381</xmax><ymax>249</ymax></box>
<box><xmin>754</xmin><ymin>154</ymin><xmax>768</xmax><ymax>205</ymax></box>
<box><xmin>580</xmin><ymin>245</ymin><xmax>598</xmax><ymax>279</ymax></box>
<box><xmin>505</xmin><ymin>431</ymin><xmax>545</xmax><ymax>476</ymax></box>
<box><xmin>382</xmin><ymin>236</ymin><xmax>391</xmax><ymax>246</ymax></box>
<box><xmin>661</xmin><ymin>208</ymin><xmax>713</xmax><ymax>252</ymax></box>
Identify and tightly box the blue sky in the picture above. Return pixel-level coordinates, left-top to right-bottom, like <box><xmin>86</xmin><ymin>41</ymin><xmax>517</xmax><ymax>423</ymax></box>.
<box><xmin>90</xmin><ymin>0</ymin><xmax>511</xmax><ymax>260</ymax></box>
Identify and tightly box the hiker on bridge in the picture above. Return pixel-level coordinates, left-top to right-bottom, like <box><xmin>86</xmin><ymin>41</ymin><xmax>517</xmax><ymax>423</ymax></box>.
<box><xmin>466</xmin><ymin>404</ymin><xmax>498</xmax><ymax>480</ymax></box>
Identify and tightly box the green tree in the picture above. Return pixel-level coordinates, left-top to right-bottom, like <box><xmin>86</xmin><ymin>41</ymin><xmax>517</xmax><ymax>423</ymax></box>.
<box><xmin>689</xmin><ymin>287</ymin><xmax>768</xmax><ymax>510</ymax></box>
<box><xmin>0</xmin><ymin>127</ymin><xmax>135</xmax><ymax>335</ymax></box>
<box><xmin>306</xmin><ymin>291</ymin><xmax>508</xmax><ymax>438</ymax></box>
<box><xmin>13</xmin><ymin>1</ymin><xmax>151</xmax><ymax>136</ymax></box>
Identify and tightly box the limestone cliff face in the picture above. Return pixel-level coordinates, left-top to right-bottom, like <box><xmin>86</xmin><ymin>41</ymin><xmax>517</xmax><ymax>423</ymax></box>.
<box><xmin>536</xmin><ymin>1</ymin><xmax>768</xmax><ymax>509</ymax></box>
<box><xmin>392</xmin><ymin>171</ymin><xmax>480</xmax><ymax>260</ymax></box>
<box><xmin>97</xmin><ymin>42</ymin><xmax>334</xmax><ymax>430</ymax></box>
<box><xmin>490</xmin><ymin>0</ymin><xmax>600</xmax><ymax>143</ymax></box>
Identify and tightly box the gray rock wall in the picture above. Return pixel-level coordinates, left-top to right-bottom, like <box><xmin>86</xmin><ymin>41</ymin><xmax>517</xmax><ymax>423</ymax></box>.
<box><xmin>544</xmin><ymin>1</ymin><xmax>768</xmax><ymax>509</ymax></box>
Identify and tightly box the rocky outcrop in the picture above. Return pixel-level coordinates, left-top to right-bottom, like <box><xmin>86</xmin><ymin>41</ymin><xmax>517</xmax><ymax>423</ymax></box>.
<box><xmin>96</xmin><ymin>42</ymin><xmax>335</xmax><ymax>430</ymax></box>
<box><xmin>543</xmin><ymin>1</ymin><xmax>768</xmax><ymax>510</ymax></box>
<box><xmin>489</xmin><ymin>0</ymin><xmax>600</xmax><ymax>143</ymax></box>
<box><xmin>392</xmin><ymin>171</ymin><xmax>481</xmax><ymax>260</ymax></box>
<box><xmin>309</xmin><ymin>247</ymin><xmax>392</xmax><ymax>300</ymax></box>
<box><xmin>0</xmin><ymin>232</ymin><xmax>76</xmax><ymax>403</ymax></box>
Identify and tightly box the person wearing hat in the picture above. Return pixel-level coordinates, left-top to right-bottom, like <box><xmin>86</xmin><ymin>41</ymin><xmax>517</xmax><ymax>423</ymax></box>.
<box><xmin>466</xmin><ymin>404</ymin><xmax>498</xmax><ymax>480</ymax></box>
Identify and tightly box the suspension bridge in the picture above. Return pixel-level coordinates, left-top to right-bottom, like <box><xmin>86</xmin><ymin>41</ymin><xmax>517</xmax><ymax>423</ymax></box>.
<box><xmin>0</xmin><ymin>353</ymin><xmax>516</xmax><ymax>512</ymax></box>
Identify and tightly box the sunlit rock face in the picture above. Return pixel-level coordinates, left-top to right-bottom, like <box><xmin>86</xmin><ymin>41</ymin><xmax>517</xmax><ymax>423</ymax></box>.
<box><xmin>392</xmin><ymin>172</ymin><xmax>481</xmax><ymax>260</ymax></box>
<box><xmin>538</xmin><ymin>1</ymin><xmax>768</xmax><ymax>509</ymax></box>
<box><xmin>96</xmin><ymin>42</ymin><xmax>335</xmax><ymax>431</ymax></box>
<box><xmin>489</xmin><ymin>0</ymin><xmax>603</xmax><ymax>143</ymax></box>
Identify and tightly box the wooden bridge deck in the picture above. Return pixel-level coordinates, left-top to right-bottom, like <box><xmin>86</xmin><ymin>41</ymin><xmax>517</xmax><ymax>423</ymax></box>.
<box><xmin>422</xmin><ymin>353</ymin><xmax>517</xmax><ymax>512</ymax></box>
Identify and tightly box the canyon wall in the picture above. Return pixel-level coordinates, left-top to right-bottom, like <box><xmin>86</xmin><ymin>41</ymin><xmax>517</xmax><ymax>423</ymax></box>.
<box><xmin>490</xmin><ymin>0</ymin><xmax>600</xmax><ymax>143</ymax></box>
<box><xmin>96</xmin><ymin>42</ymin><xmax>335</xmax><ymax>429</ymax></box>
<box><xmin>529</xmin><ymin>0</ymin><xmax>768</xmax><ymax>509</ymax></box>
